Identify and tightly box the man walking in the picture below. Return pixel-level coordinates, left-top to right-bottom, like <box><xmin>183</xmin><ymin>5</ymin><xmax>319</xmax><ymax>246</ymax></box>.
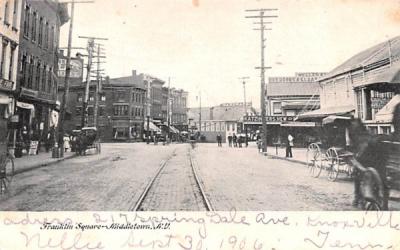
<box><xmin>228</xmin><ymin>135</ymin><xmax>233</xmax><ymax>147</ymax></box>
<box><xmin>233</xmin><ymin>133</ymin><xmax>237</xmax><ymax>147</ymax></box>
<box><xmin>216</xmin><ymin>134</ymin><xmax>222</xmax><ymax>147</ymax></box>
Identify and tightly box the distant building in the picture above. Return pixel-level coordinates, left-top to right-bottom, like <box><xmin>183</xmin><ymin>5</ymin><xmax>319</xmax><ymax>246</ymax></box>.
<box><xmin>188</xmin><ymin>102</ymin><xmax>255</xmax><ymax>142</ymax></box>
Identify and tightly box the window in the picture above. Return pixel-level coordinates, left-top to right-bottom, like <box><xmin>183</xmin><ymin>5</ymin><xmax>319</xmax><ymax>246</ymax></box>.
<box><xmin>75</xmin><ymin>107</ymin><xmax>82</xmax><ymax>116</ymax></box>
<box><xmin>4</xmin><ymin>1</ymin><xmax>10</xmax><ymax>25</ymax></box>
<box><xmin>27</xmin><ymin>58</ymin><xmax>33</xmax><ymax>88</ymax></box>
<box><xmin>0</xmin><ymin>41</ymin><xmax>7</xmax><ymax>78</ymax></box>
<box><xmin>47</xmin><ymin>67</ymin><xmax>52</xmax><ymax>93</ymax></box>
<box><xmin>356</xmin><ymin>89</ymin><xmax>363</xmax><ymax>119</ymax></box>
<box><xmin>44</xmin><ymin>22</ymin><xmax>49</xmax><ymax>49</ymax></box>
<box><xmin>77</xmin><ymin>93</ymin><xmax>83</xmax><ymax>102</ymax></box>
<box><xmin>38</xmin><ymin>17</ymin><xmax>43</xmax><ymax>46</ymax></box>
<box><xmin>116</xmin><ymin>91</ymin><xmax>125</xmax><ymax>101</ymax></box>
<box><xmin>23</xmin><ymin>5</ymin><xmax>30</xmax><ymax>37</ymax></box>
<box><xmin>31</xmin><ymin>11</ymin><xmax>37</xmax><ymax>42</ymax></box>
<box><xmin>98</xmin><ymin>106</ymin><xmax>105</xmax><ymax>117</ymax></box>
<box><xmin>89</xmin><ymin>92</ymin><xmax>94</xmax><ymax>101</ymax></box>
<box><xmin>8</xmin><ymin>45</ymin><xmax>15</xmax><ymax>81</ymax></box>
<box><xmin>20</xmin><ymin>54</ymin><xmax>27</xmax><ymax>86</ymax></box>
<box><xmin>50</xmin><ymin>26</ymin><xmax>55</xmax><ymax>51</ymax></box>
<box><xmin>88</xmin><ymin>107</ymin><xmax>94</xmax><ymax>116</ymax></box>
<box><xmin>273</xmin><ymin>102</ymin><xmax>282</xmax><ymax>115</ymax></box>
<box><xmin>100</xmin><ymin>94</ymin><xmax>106</xmax><ymax>101</ymax></box>
<box><xmin>12</xmin><ymin>0</ymin><xmax>18</xmax><ymax>28</ymax></box>
<box><xmin>35</xmin><ymin>62</ymin><xmax>41</xmax><ymax>90</ymax></box>
<box><xmin>113</xmin><ymin>105</ymin><xmax>128</xmax><ymax>116</ymax></box>
<box><xmin>41</xmin><ymin>65</ymin><xmax>46</xmax><ymax>91</ymax></box>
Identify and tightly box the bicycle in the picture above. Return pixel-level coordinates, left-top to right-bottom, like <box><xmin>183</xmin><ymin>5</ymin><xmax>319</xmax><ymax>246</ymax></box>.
<box><xmin>0</xmin><ymin>152</ymin><xmax>15</xmax><ymax>194</ymax></box>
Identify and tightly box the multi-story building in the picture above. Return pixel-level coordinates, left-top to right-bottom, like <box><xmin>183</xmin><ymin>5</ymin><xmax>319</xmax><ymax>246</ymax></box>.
<box><xmin>261</xmin><ymin>72</ymin><xmax>325</xmax><ymax>145</ymax></box>
<box><xmin>298</xmin><ymin>36</ymin><xmax>400</xmax><ymax>146</ymax></box>
<box><xmin>0</xmin><ymin>0</ymin><xmax>22</xmax><ymax>144</ymax></box>
<box><xmin>15</xmin><ymin>0</ymin><xmax>68</xmax><ymax>152</ymax></box>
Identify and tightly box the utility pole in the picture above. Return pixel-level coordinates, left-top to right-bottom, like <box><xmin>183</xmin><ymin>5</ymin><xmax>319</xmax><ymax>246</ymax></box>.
<box><xmin>167</xmin><ymin>77</ymin><xmax>171</xmax><ymax>143</ymax></box>
<box><xmin>245</xmin><ymin>8</ymin><xmax>278</xmax><ymax>154</ymax></box>
<box><xmin>93</xmin><ymin>43</ymin><xmax>107</xmax><ymax>128</ymax></box>
<box><xmin>57</xmin><ymin>0</ymin><xmax>94</xmax><ymax>158</ymax></box>
<box><xmin>198</xmin><ymin>92</ymin><xmax>201</xmax><ymax>135</ymax></box>
<box><xmin>146</xmin><ymin>78</ymin><xmax>151</xmax><ymax>144</ymax></box>
<box><xmin>239</xmin><ymin>76</ymin><xmax>250</xmax><ymax>147</ymax></box>
<box><xmin>78</xmin><ymin>36</ymin><xmax>107</xmax><ymax>128</ymax></box>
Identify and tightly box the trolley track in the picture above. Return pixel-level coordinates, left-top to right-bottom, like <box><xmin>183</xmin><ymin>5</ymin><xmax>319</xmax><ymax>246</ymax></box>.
<box><xmin>130</xmin><ymin>145</ymin><xmax>213</xmax><ymax>211</ymax></box>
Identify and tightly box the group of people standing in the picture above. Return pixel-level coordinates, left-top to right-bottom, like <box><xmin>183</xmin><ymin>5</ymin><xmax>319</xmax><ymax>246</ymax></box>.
<box><xmin>227</xmin><ymin>133</ymin><xmax>247</xmax><ymax>148</ymax></box>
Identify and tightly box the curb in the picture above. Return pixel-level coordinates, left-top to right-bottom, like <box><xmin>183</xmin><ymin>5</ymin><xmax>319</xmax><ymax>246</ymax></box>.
<box><xmin>14</xmin><ymin>154</ymin><xmax>77</xmax><ymax>176</ymax></box>
<box><xmin>268</xmin><ymin>154</ymin><xmax>308</xmax><ymax>166</ymax></box>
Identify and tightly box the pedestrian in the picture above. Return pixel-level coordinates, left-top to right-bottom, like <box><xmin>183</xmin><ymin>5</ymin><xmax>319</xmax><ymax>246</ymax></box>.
<box><xmin>257</xmin><ymin>138</ymin><xmax>263</xmax><ymax>153</ymax></box>
<box><xmin>238</xmin><ymin>135</ymin><xmax>242</xmax><ymax>148</ymax></box>
<box><xmin>216</xmin><ymin>134</ymin><xmax>221</xmax><ymax>147</ymax></box>
<box><xmin>228</xmin><ymin>135</ymin><xmax>233</xmax><ymax>147</ymax></box>
<box><xmin>63</xmin><ymin>134</ymin><xmax>70</xmax><ymax>152</ymax></box>
<box><xmin>233</xmin><ymin>133</ymin><xmax>237</xmax><ymax>147</ymax></box>
<box><xmin>286</xmin><ymin>133</ymin><xmax>294</xmax><ymax>158</ymax></box>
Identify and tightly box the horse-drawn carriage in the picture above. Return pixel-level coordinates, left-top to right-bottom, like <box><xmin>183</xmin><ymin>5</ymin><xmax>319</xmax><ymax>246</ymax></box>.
<box><xmin>306</xmin><ymin>116</ymin><xmax>400</xmax><ymax>210</ymax></box>
<box><xmin>72</xmin><ymin>127</ymin><xmax>101</xmax><ymax>155</ymax></box>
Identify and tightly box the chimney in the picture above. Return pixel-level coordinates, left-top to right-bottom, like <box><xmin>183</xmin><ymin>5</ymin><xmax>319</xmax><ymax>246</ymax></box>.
<box><xmin>105</xmin><ymin>76</ymin><xmax>110</xmax><ymax>84</ymax></box>
<box><xmin>132</xmin><ymin>70</ymin><xmax>137</xmax><ymax>78</ymax></box>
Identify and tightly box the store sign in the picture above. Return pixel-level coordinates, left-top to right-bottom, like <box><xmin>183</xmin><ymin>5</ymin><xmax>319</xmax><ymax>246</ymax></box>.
<box><xmin>38</xmin><ymin>91</ymin><xmax>54</xmax><ymax>102</ymax></box>
<box><xmin>244</xmin><ymin>115</ymin><xmax>295</xmax><ymax>123</ymax></box>
<box><xmin>20</xmin><ymin>88</ymin><xmax>38</xmax><ymax>98</ymax></box>
<box><xmin>371</xmin><ymin>97</ymin><xmax>391</xmax><ymax>110</ymax></box>
<box><xmin>0</xmin><ymin>78</ymin><xmax>15</xmax><ymax>91</ymax></box>
<box><xmin>58</xmin><ymin>58</ymin><xmax>83</xmax><ymax>78</ymax></box>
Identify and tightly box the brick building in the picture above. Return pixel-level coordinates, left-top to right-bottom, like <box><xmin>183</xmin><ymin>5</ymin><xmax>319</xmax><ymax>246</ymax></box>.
<box><xmin>14</xmin><ymin>0</ymin><xmax>68</xmax><ymax>154</ymax></box>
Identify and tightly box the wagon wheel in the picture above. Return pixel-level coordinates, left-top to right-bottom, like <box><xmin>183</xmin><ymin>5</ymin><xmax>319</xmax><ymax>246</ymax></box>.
<box><xmin>0</xmin><ymin>156</ymin><xmax>15</xmax><ymax>194</ymax></box>
<box><xmin>307</xmin><ymin>143</ymin><xmax>322</xmax><ymax>178</ymax></box>
<box><xmin>326</xmin><ymin>147</ymin><xmax>340</xmax><ymax>181</ymax></box>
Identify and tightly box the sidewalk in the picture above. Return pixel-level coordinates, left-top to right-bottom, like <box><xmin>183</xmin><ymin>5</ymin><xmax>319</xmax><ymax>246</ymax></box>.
<box><xmin>12</xmin><ymin>151</ymin><xmax>76</xmax><ymax>175</ymax></box>
<box><xmin>245</xmin><ymin>142</ymin><xmax>309</xmax><ymax>165</ymax></box>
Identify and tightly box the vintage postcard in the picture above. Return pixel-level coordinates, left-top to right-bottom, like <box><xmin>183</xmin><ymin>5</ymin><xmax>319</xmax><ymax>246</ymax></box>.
<box><xmin>0</xmin><ymin>0</ymin><xmax>399</xmax><ymax>249</ymax></box>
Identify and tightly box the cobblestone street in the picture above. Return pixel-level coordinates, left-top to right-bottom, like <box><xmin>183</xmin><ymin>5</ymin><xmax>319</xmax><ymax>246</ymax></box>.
<box><xmin>0</xmin><ymin>142</ymin><xmax>370</xmax><ymax>211</ymax></box>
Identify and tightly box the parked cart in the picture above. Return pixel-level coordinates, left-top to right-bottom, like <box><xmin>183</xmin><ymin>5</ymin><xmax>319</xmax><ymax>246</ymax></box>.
<box><xmin>75</xmin><ymin>127</ymin><xmax>101</xmax><ymax>155</ymax></box>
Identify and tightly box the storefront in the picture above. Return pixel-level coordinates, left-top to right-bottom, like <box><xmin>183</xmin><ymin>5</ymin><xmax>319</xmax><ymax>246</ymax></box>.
<box><xmin>15</xmin><ymin>87</ymin><xmax>56</xmax><ymax>156</ymax></box>
<box><xmin>243</xmin><ymin>115</ymin><xmax>317</xmax><ymax>146</ymax></box>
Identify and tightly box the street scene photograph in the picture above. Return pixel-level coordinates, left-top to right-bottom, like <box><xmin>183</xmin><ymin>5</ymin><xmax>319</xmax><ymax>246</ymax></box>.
<box><xmin>0</xmin><ymin>0</ymin><xmax>400</xmax><ymax>212</ymax></box>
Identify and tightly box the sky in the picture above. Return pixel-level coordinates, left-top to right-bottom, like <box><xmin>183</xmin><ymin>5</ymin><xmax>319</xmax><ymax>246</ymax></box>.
<box><xmin>60</xmin><ymin>0</ymin><xmax>400</xmax><ymax>108</ymax></box>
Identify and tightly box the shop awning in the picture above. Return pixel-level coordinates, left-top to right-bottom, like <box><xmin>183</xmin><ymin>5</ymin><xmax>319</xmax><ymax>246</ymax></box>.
<box><xmin>322</xmin><ymin>115</ymin><xmax>352</xmax><ymax>125</ymax></box>
<box><xmin>16</xmin><ymin>101</ymin><xmax>34</xmax><ymax>110</ymax></box>
<box><xmin>375</xmin><ymin>94</ymin><xmax>400</xmax><ymax>123</ymax></box>
<box><xmin>170</xmin><ymin>126</ymin><xmax>179</xmax><ymax>133</ymax></box>
<box><xmin>295</xmin><ymin>105</ymin><xmax>355</xmax><ymax>121</ymax></box>
<box><xmin>144</xmin><ymin>121</ymin><xmax>161</xmax><ymax>132</ymax></box>
<box><xmin>0</xmin><ymin>95</ymin><xmax>12</xmax><ymax>104</ymax></box>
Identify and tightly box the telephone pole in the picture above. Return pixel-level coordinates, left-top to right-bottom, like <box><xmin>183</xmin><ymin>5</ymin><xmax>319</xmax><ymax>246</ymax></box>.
<box><xmin>239</xmin><ymin>76</ymin><xmax>250</xmax><ymax>147</ymax></box>
<box><xmin>198</xmin><ymin>92</ymin><xmax>202</xmax><ymax>135</ymax></box>
<box><xmin>56</xmin><ymin>0</ymin><xmax>95</xmax><ymax>158</ymax></box>
<box><xmin>167</xmin><ymin>77</ymin><xmax>171</xmax><ymax>143</ymax></box>
<box><xmin>78</xmin><ymin>36</ymin><xmax>107</xmax><ymax>128</ymax></box>
<box><xmin>93</xmin><ymin>43</ymin><xmax>107</xmax><ymax>128</ymax></box>
<box><xmin>146</xmin><ymin>77</ymin><xmax>151</xmax><ymax>144</ymax></box>
<box><xmin>245</xmin><ymin>8</ymin><xmax>278</xmax><ymax>153</ymax></box>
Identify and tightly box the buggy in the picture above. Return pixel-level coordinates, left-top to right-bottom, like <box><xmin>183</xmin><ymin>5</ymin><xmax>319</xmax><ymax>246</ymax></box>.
<box><xmin>75</xmin><ymin>127</ymin><xmax>101</xmax><ymax>155</ymax></box>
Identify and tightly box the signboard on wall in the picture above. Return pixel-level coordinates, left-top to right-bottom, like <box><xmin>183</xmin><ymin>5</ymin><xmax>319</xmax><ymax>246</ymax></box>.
<box><xmin>243</xmin><ymin>115</ymin><xmax>295</xmax><ymax>123</ymax></box>
<box><xmin>58</xmin><ymin>58</ymin><xmax>83</xmax><ymax>78</ymax></box>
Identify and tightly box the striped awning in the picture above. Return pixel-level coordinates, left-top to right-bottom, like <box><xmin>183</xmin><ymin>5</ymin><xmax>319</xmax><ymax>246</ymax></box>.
<box><xmin>144</xmin><ymin>121</ymin><xmax>161</xmax><ymax>132</ymax></box>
